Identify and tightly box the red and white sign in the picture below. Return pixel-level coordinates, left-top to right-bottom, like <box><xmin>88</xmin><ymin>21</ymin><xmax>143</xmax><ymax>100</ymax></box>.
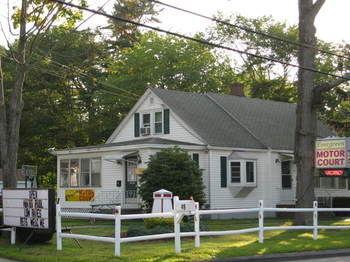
<box><xmin>322</xmin><ymin>169</ymin><xmax>345</xmax><ymax>176</ymax></box>
<box><xmin>315</xmin><ymin>139</ymin><xmax>349</xmax><ymax>169</ymax></box>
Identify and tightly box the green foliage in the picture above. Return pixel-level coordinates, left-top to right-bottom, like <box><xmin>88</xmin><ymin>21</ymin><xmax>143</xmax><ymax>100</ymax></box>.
<box><xmin>105</xmin><ymin>32</ymin><xmax>237</xmax><ymax>96</ymax></box>
<box><xmin>211</xmin><ymin>14</ymin><xmax>349</xmax><ymax>134</ymax></box>
<box><xmin>108</xmin><ymin>0</ymin><xmax>159</xmax><ymax>48</ymax></box>
<box><xmin>144</xmin><ymin>217</ymin><xmax>173</xmax><ymax>229</ymax></box>
<box><xmin>139</xmin><ymin>147</ymin><xmax>205</xmax><ymax>210</ymax></box>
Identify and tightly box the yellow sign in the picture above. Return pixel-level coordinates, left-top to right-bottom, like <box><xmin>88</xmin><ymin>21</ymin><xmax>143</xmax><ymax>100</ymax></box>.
<box><xmin>135</xmin><ymin>168</ymin><xmax>145</xmax><ymax>175</ymax></box>
<box><xmin>65</xmin><ymin>189</ymin><xmax>95</xmax><ymax>201</ymax></box>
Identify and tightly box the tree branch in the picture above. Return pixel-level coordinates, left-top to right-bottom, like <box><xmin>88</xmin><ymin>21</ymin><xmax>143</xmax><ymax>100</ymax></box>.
<box><xmin>314</xmin><ymin>72</ymin><xmax>350</xmax><ymax>94</ymax></box>
<box><xmin>313</xmin><ymin>72</ymin><xmax>350</xmax><ymax>105</ymax></box>
<box><xmin>310</xmin><ymin>0</ymin><xmax>326</xmax><ymax>19</ymax></box>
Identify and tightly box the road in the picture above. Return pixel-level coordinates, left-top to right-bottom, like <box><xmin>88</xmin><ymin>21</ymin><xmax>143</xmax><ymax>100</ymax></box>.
<box><xmin>287</xmin><ymin>256</ymin><xmax>350</xmax><ymax>262</ymax></box>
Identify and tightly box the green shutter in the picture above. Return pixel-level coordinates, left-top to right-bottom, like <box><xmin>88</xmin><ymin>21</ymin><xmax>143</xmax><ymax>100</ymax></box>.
<box><xmin>134</xmin><ymin>113</ymin><xmax>140</xmax><ymax>137</ymax></box>
<box><xmin>192</xmin><ymin>153</ymin><xmax>199</xmax><ymax>167</ymax></box>
<box><xmin>163</xmin><ymin>109</ymin><xmax>170</xmax><ymax>134</ymax></box>
<box><xmin>220</xmin><ymin>156</ymin><xmax>227</xmax><ymax>188</ymax></box>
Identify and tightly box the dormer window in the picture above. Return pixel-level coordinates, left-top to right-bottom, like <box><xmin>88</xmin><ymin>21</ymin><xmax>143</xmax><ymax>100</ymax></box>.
<box><xmin>134</xmin><ymin>109</ymin><xmax>170</xmax><ymax>137</ymax></box>
<box><xmin>154</xmin><ymin>111</ymin><xmax>163</xmax><ymax>134</ymax></box>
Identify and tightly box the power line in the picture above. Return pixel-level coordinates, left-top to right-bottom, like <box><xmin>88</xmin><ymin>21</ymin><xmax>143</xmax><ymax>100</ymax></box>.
<box><xmin>51</xmin><ymin>0</ymin><xmax>350</xmax><ymax>81</ymax></box>
<box><xmin>149</xmin><ymin>0</ymin><xmax>350</xmax><ymax>62</ymax></box>
<box><xmin>0</xmin><ymin>52</ymin><xmax>136</xmax><ymax>100</ymax></box>
<box><xmin>74</xmin><ymin>0</ymin><xmax>113</xmax><ymax>30</ymax></box>
<box><xmin>33</xmin><ymin>48</ymin><xmax>139</xmax><ymax>99</ymax></box>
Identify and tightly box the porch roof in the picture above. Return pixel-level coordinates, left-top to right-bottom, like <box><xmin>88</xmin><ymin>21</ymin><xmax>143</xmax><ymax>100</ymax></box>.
<box><xmin>52</xmin><ymin>137</ymin><xmax>203</xmax><ymax>154</ymax></box>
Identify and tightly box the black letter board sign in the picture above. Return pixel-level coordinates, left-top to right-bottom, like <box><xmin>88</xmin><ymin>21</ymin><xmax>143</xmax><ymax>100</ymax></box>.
<box><xmin>2</xmin><ymin>189</ymin><xmax>55</xmax><ymax>231</ymax></box>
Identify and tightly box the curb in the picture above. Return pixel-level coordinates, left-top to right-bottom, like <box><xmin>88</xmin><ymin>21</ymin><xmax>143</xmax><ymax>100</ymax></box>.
<box><xmin>213</xmin><ymin>248</ymin><xmax>350</xmax><ymax>261</ymax></box>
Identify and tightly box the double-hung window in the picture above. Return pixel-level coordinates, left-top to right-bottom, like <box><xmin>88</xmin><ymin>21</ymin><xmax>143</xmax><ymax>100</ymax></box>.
<box><xmin>229</xmin><ymin>160</ymin><xmax>256</xmax><ymax>186</ymax></box>
<box><xmin>142</xmin><ymin>113</ymin><xmax>151</xmax><ymax>128</ymax></box>
<box><xmin>154</xmin><ymin>111</ymin><xmax>163</xmax><ymax>134</ymax></box>
<box><xmin>60</xmin><ymin>158</ymin><xmax>101</xmax><ymax>188</ymax></box>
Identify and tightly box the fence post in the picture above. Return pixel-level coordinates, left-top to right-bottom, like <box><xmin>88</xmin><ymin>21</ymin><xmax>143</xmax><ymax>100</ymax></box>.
<box><xmin>10</xmin><ymin>227</ymin><xmax>16</xmax><ymax>245</ymax></box>
<box><xmin>194</xmin><ymin>202</ymin><xmax>200</xmax><ymax>248</ymax></box>
<box><xmin>56</xmin><ymin>204</ymin><xmax>62</xmax><ymax>251</ymax></box>
<box><xmin>313</xmin><ymin>201</ymin><xmax>318</xmax><ymax>240</ymax></box>
<box><xmin>173</xmin><ymin>196</ymin><xmax>181</xmax><ymax>253</ymax></box>
<box><xmin>258</xmin><ymin>200</ymin><xmax>264</xmax><ymax>243</ymax></box>
<box><xmin>115</xmin><ymin>206</ymin><xmax>121</xmax><ymax>257</ymax></box>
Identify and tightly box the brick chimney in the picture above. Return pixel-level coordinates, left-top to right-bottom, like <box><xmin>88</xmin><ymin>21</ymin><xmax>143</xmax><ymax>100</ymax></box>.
<box><xmin>230</xmin><ymin>83</ymin><xmax>245</xmax><ymax>97</ymax></box>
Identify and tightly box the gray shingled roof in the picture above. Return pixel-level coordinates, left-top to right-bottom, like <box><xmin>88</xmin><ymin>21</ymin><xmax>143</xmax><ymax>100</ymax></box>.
<box><xmin>151</xmin><ymin>88</ymin><xmax>334</xmax><ymax>150</ymax></box>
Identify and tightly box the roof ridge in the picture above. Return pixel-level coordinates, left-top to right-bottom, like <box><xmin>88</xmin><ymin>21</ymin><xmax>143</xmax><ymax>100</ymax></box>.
<box><xmin>152</xmin><ymin>88</ymin><xmax>296</xmax><ymax>106</ymax></box>
<box><xmin>205</xmin><ymin>93</ymin><xmax>269</xmax><ymax>149</ymax></box>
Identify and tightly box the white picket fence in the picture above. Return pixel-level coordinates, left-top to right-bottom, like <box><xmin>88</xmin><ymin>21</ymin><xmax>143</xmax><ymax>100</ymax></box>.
<box><xmin>56</xmin><ymin>200</ymin><xmax>350</xmax><ymax>257</ymax></box>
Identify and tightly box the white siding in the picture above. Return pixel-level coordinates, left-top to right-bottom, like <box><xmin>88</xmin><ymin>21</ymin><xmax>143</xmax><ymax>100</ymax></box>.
<box><xmin>111</xmin><ymin>93</ymin><xmax>203</xmax><ymax>145</ymax></box>
<box><xmin>208</xmin><ymin>149</ymin><xmax>283</xmax><ymax>211</ymax></box>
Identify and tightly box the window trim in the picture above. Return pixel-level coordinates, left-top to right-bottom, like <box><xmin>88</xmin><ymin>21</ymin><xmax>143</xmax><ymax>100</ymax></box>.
<box><xmin>228</xmin><ymin>159</ymin><xmax>257</xmax><ymax>187</ymax></box>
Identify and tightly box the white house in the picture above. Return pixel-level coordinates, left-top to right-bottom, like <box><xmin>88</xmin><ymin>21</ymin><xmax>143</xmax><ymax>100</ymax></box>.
<box><xmin>52</xmin><ymin>88</ymin><xmax>345</xmax><ymax>213</ymax></box>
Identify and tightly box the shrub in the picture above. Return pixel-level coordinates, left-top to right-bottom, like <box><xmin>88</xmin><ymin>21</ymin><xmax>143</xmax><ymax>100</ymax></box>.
<box><xmin>144</xmin><ymin>217</ymin><xmax>173</xmax><ymax>229</ymax></box>
<box><xmin>139</xmin><ymin>147</ymin><xmax>205</xmax><ymax>210</ymax></box>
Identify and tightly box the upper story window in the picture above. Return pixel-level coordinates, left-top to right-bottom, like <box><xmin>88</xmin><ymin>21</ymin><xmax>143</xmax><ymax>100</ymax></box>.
<box><xmin>154</xmin><ymin>111</ymin><xmax>163</xmax><ymax>134</ymax></box>
<box><xmin>134</xmin><ymin>109</ymin><xmax>170</xmax><ymax>137</ymax></box>
<box><xmin>229</xmin><ymin>160</ymin><xmax>257</xmax><ymax>186</ymax></box>
<box><xmin>60</xmin><ymin>158</ymin><xmax>101</xmax><ymax>188</ymax></box>
<box><xmin>141</xmin><ymin>113</ymin><xmax>151</xmax><ymax>136</ymax></box>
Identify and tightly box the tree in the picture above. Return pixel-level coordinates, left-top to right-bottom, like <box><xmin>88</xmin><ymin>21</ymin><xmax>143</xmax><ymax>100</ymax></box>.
<box><xmin>139</xmin><ymin>147</ymin><xmax>205</xmax><ymax>210</ymax></box>
<box><xmin>105</xmin><ymin>32</ymin><xmax>237</xmax><ymax>95</ymax></box>
<box><xmin>0</xmin><ymin>0</ymin><xmax>83</xmax><ymax>188</ymax></box>
<box><xmin>295</xmin><ymin>0</ymin><xmax>350</xmax><ymax>224</ymax></box>
<box><xmin>106</xmin><ymin>0</ymin><xmax>159</xmax><ymax>48</ymax></box>
<box><xmin>211</xmin><ymin>14</ymin><xmax>349</xmax><ymax>125</ymax></box>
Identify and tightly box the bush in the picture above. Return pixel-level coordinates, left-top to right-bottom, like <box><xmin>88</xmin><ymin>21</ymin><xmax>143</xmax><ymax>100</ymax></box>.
<box><xmin>139</xmin><ymin>147</ymin><xmax>205</xmax><ymax>210</ymax></box>
<box><xmin>144</xmin><ymin>217</ymin><xmax>173</xmax><ymax>229</ymax></box>
<box><xmin>126</xmin><ymin>218</ymin><xmax>208</xmax><ymax>237</ymax></box>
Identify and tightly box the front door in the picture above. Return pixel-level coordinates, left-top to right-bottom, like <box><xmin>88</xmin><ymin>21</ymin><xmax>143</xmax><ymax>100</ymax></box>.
<box><xmin>125</xmin><ymin>157</ymin><xmax>138</xmax><ymax>204</ymax></box>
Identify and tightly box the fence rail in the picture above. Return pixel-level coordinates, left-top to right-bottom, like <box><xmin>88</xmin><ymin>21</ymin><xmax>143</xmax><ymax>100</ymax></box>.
<box><xmin>56</xmin><ymin>200</ymin><xmax>350</xmax><ymax>257</ymax></box>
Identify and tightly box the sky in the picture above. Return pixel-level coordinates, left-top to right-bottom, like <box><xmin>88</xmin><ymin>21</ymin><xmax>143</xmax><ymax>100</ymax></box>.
<box><xmin>1</xmin><ymin>0</ymin><xmax>350</xmax><ymax>46</ymax></box>
<box><xmin>85</xmin><ymin>0</ymin><xmax>350</xmax><ymax>44</ymax></box>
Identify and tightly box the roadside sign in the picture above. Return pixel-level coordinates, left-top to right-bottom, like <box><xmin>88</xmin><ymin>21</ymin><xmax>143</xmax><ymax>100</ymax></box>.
<box><xmin>2</xmin><ymin>189</ymin><xmax>55</xmax><ymax>230</ymax></box>
<box><xmin>315</xmin><ymin>138</ymin><xmax>349</xmax><ymax>169</ymax></box>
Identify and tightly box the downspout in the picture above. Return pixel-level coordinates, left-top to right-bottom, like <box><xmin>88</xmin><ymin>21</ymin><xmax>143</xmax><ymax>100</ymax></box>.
<box><xmin>266</xmin><ymin>148</ymin><xmax>273</xmax><ymax>207</ymax></box>
<box><xmin>206</xmin><ymin>144</ymin><xmax>211</xmax><ymax>209</ymax></box>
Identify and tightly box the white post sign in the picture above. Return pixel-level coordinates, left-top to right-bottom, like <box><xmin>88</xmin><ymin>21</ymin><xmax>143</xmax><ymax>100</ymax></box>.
<box><xmin>2</xmin><ymin>189</ymin><xmax>55</xmax><ymax>230</ymax></box>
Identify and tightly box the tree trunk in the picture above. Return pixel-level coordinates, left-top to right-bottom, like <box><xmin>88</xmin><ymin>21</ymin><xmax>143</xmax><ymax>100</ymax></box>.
<box><xmin>294</xmin><ymin>0</ymin><xmax>324</xmax><ymax>225</ymax></box>
<box><xmin>0</xmin><ymin>0</ymin><xmax>28</xmax><ymax>188</ymax></box>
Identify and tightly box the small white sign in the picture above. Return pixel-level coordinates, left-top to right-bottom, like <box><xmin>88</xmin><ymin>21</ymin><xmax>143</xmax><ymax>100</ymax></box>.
<box><xmin>2</xmin><ymin>189</ymin><xmax>53</xmax><ymax>229</ymax></box>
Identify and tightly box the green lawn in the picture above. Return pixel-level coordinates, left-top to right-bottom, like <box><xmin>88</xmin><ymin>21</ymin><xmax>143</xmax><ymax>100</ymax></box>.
<box><xmin>2</xmin><ymin>217</ymin><xmax>350</xmax><ymax>261</ymax></box>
